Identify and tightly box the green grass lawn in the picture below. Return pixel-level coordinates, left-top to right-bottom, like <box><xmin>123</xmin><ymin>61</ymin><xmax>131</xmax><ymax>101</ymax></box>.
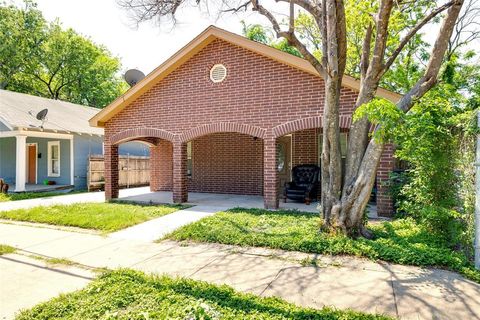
<box><xmin>0</xmin><ymin>202</ymin><xmax>186</xmax><ymax>232</ymax></box>
<box><xmin>166</xmin><ymin>208</ymin><xmax>480</xmax><ymax>283</ymax></box>
<box><xmin>0</xmin><ymin>244</ymin><xmax>15</xmax><ymax>255</ymax></box>
<box><xmin>16</xmin><ymin>269</ymin><xmax>391</xmax><ymax>320</ymax></box>
<box><xmin>0</xmin><ymin>191</ymin><xmax>78</xmax><ymax>202</ymax></box>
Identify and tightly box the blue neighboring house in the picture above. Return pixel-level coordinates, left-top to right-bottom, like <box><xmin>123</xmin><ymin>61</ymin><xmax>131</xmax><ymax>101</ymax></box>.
<box><xmin>0</xmin><ymin>89</ymin><xmax>149</xmax><ymax>192</ymax></box>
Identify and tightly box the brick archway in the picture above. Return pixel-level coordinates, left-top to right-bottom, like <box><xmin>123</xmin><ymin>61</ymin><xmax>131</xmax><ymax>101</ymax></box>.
<box><xmin>109</xmin><ymin>128</ymin><xmax>177</xmax><ymax>145</ymax></box>
<box><xmin>272</xmin><ymin>115</ymin><xmax>352</xmax><ymax>138</ymax></box>
<box><xmin>179</xmin><ymin>122</ymin><xmax>266</xmax><ymax>142</ymax></box>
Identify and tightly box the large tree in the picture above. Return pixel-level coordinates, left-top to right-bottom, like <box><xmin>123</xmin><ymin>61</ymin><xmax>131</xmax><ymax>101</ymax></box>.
<box><xmin>0</xmin><ymin>0</ymin><xmax>45</xmax><ymax>90</ymax></box>
<box><xmin>118</xmin><ymin>0</ymin><xmax>467</xmax><ymax>236</ymax></box>
<box><xmin>0</xmin><ymin>1</ymin><xmax>126</xmax><ymax>108</ymax></box>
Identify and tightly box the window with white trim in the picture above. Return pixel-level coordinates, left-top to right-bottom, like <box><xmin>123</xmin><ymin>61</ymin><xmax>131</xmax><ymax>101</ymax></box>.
<box><xmin>48</xmin><ymin>141</ymin><xmax>60</xmax><ymax>177</ymax></box>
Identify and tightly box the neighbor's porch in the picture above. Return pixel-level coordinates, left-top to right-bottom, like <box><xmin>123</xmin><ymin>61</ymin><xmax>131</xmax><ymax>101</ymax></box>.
<box><xmin>0</xmin><ymin>130</ymin><xmax>74</xmax><ymax>192</ymax></box>
<box><xmin>8</xmin><ymin>183</ymin><xmax>73</xmax><ymax>193</ymax></box>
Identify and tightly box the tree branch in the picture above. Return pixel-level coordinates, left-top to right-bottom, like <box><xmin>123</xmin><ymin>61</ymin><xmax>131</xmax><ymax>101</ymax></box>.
<box><xmin>360</xmin><ymin>23</ymin><xmax>373</xmax><ymax>80</ymax></box>
<box><xmin>336</xmin><ymin>0</ymin><xmax>347</xmax><ymax>78</ymax></box>
<box><xmin>381</xmin><ymin>1</ymin><xmax>455</xmax><ymax>77</ymax></box>
<box><xmin>289</xmin><ymin>0</ymin><xmax>294</xmax><ymax>34</ymax></box>
<box><xmin>397</xmin><ymin>0</ymin><xmax>464</xmax><ymax>112</ymax></box>
<box><xmin>251</xmin><ymin>0</ymin><xmax>325</xmax><ymax>75</ymax></box>
<box><xmin>447</xmin><ymin>0</ymin><xmax>480</xmax><ymax>59</ymax></box>
<box><xmin>367</xmin><ymin>0</ymin><xmax>394</xmax><ymax>80</ymax></box>
<box><xmin>275</xmin><ymin>0</ymin><xmax>321</xmax><ymax>17</ymax></box>
<box><xmin>222</xmin><ymin>1</ymin><xmax>250</xmax><ymax>13</ymax></box>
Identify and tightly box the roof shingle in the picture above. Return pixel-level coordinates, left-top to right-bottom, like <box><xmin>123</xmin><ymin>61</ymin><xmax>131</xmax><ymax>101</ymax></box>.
<box><xmin>0</xmin><ymin>89</ymin><xmax>103</xmax><ymax>135</ymax></box>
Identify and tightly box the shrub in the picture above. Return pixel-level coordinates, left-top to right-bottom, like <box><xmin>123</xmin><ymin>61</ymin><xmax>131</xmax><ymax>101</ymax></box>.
<box><xmin>415</xmin><ymin>206</ymin><xmax>465</xmax><ymax>249</ymax></box>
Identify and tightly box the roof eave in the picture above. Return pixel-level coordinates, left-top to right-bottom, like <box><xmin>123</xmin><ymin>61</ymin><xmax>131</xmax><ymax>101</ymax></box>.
<box><xmin>0</xmin><ymin>117</ymin><xmax>14</xmax><ymax>131</ymax></box>
<box><xmin>89</xmin><ymin>27</ymin><xmax>219</xmax><ymax>128</ymax></box>
<box><xmin>89</xmin><ymin>25</ymin><xmax>402</xmax><ymax>128</ymax></box>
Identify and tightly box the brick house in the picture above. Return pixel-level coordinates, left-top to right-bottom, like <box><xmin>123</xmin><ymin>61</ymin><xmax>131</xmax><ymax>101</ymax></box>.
<box><xmin>89</xmin><ymin>26</ymin><xmax>400</xmax><ymax>216</ymax></box>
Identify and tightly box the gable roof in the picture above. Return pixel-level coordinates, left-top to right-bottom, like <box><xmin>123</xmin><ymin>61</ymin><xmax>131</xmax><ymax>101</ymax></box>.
<box><xmin>89</xmin><ymin>25</ymin><xmax>402</xmax><ymax>128</ymax></box>
<box><xmin>0</xmin><ymin>89</ymin><xmax>103</xmax><ymax>135</ymax></box>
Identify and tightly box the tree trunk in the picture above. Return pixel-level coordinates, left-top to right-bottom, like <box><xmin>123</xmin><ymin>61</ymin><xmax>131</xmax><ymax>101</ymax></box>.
<box><xmin>336</xmin><ymin>139</ymin><xmax>384</xmax><ymax>237</ymax></box>
<box><xmin>320</xmin><ymin>0</ymin><xmax>346</xmax><ymax>225</ymax></box>
<box><xmin>326</xmin><ymin>0</ymin><xmax>464</xmax><ymax>237</ymax></box>
<box><xmin>321</xmin><ymin>76</ymin><xmax>342</xmax><ymax>223</ymax></box>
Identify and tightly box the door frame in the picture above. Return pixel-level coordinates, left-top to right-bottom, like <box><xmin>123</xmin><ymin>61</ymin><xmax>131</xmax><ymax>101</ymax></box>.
<box><xmin>26</xmin><ymin>143</ymin><xmax>38</xmax><ymax>184</ymax></box>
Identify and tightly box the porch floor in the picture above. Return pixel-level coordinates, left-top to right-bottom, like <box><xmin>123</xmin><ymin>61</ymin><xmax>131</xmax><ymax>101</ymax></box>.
<box><xmin>10</xmin><ymin>184</ymin><xmax>74</xmax><ymax>193</ymax></box>
<box><xmin>118</xmin><ymin>188</ymin><xmax>378</xmax><ymax>218</ymax></box>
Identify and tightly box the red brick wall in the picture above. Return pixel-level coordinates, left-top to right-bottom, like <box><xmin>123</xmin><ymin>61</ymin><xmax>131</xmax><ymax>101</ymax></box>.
<box><xmin>105</xmin><ymin>39</ymin><xmax>358</xmax><ymax>138</ymax></box>
<box><xmin>377</xmin><ymin>144</ymin><xmax>395</xmax><ymax>216</ymax></box>
<box><xmin>292</xmin><ymin>129</ymin><xmax>319</xmax><ymax>167</ymax></box>
<box><xmin>103</xmin><ymin>38</ymin><xmax>393</xmax><ymax>214</ymax></box>
<box><xmin>188</xmin><ymin>133</ymin><xmax>263</xmax><ymax>195</ymax></box>
<box><xmin>150</xmin><ymin>140</ymin><xmax>173</xmax><ymax>192</ymax></box>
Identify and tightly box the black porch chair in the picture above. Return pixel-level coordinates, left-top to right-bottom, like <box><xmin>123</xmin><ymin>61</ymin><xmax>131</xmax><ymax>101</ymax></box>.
<box><xmin>283</xmin><ymin>164</ymin><xmax>320</xmax><ymax>205</ymax></box>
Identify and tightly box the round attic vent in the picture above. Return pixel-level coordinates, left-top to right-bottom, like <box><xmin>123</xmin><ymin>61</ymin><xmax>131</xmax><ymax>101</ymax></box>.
<box><xmin>210</xmin><ymin>64</ymin><xmax>227</xmax><ymax>83</ymax></box>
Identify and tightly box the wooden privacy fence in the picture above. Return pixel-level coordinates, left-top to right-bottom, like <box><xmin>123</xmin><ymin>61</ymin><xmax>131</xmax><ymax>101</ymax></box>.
<box><xmin>88</xmin><ymin>154</ymin><xmax>150</xmax><ymax>191</ymax></box>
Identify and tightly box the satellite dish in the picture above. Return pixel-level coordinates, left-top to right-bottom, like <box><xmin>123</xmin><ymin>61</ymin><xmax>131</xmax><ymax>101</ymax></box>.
<box><xmin>36</xmin><ymin>108</ymin><xmax>48</xmax><ymax>121</ymax></box>
<box><xmin>124</xmin><ymin>69</ymin><xmax>145</xmax><ymax>87</ymax></box>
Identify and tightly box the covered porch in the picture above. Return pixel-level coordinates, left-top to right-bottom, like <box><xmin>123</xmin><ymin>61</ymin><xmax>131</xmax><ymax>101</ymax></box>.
<box><xmin>104</xmin><ymin>124</ymin><xmax>389</xmax><ymax>216</ymax></box>
<box><xmin>0</xmin><ymin>130</ymin><xmax>74</xmax><ymax>192</ymax></box>
<box><xmin>115</xmin><ymin>187</ymin><xmax>378</xmax><ymax>218</ymax></box>
<box><xmin>105</xmin><ymin>126</ymin><xmax>324</xmax><ymax>208</ymax></box>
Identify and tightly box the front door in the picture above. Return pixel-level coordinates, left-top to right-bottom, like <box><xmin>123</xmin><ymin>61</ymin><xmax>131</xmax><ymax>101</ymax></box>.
<box><xmin>277</xmin><ymin>136</ymin><xmax>292</xmax><ymax>195</ymax></box>
<box><xmin>27</xmin><ymin>144</ymin><xmax>37</xmax><ymax>184</ymax></box>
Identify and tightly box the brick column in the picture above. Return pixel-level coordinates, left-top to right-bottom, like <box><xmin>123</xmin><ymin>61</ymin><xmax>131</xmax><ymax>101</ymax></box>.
<box><xmin>263</xmin><ymin>136</ymin><xmax>278</xmax><ymax>209</ymax></box>
<box><xmin>376</xmin><ymin>143</ymin><xmax>395</xmax><ymax>216</ymax></box>
<box><xmin>173</xmin><ymin>141</ymin><xmax>188</xmax><ymax>203</ymax></box>
<box><xmin>104</xmin><ymin>143</ymin><xmax>119</xmax><ymax>200</ymax></box>
<box><xmin>150</xmin><ymin>140</ymin><xmax>173</xmax><ymax>192</ymax></box>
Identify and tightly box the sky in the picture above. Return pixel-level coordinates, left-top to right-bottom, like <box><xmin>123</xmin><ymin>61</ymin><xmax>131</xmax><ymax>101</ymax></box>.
<box><xmin>10</xmin><ymin>1</ymin><xmax>479</xmax><ymax>76</ymax></box>
<box><xmin>29</xmin><ymin>0</ymin><xmax>268</xmax><ymax>75</ymax></box>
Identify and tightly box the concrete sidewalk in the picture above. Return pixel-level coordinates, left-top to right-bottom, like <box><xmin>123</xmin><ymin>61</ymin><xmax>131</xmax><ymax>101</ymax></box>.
<box><xmin>1</xmin><ymin>223</ymin><xmax>479</xmax><ymax>320</ymax></box>
<box><xmin>0</xmin><ymin>188</ymin><xmax>149</xmax><ymax>212</ymax></box>
<box><xmin>0</xmin><ymin>254</ymin><xmax>94</xmax><ymax>320</ymax></box>
<box><xmin>109</xmin><ymin>205</ymin><xmax>228</xmax><ymax>241</ymax></box>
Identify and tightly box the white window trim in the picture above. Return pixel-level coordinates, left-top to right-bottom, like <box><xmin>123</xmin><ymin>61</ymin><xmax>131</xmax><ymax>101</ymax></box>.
<box><xmin>48</xmin><ymin>141</ymin><xmax>61</xmax><ymax>177</ymax></box>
